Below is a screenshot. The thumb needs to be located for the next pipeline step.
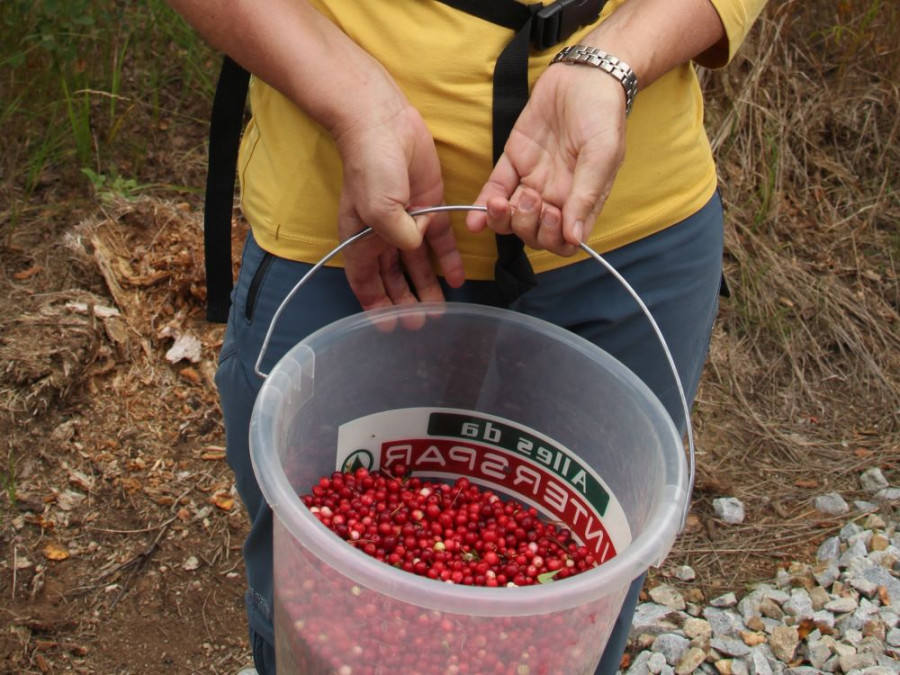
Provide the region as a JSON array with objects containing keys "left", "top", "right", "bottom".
[
  {"left": 364, "top": 201, "right": 426, "bottom": 251},
  {"left": 563, "top": 144, "right": 622, "bottom": 245}
]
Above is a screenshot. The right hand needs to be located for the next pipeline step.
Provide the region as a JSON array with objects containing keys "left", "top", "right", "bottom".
[{"left": 333, "top": 96, "right": 464, "bottom": 313}]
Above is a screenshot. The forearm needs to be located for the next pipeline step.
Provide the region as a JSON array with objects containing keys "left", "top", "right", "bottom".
[
  {"left": 583, "top": 0, "right": 726, "bottom": 89},
  {"left": 165, "top": 0, "right": 404, "bottom": 139}
]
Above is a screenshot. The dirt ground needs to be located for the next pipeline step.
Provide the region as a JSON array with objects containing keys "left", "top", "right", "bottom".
[
  {"left": 1, "top": 195, "right": 896, "bottom": 674},
  {"left": 1, "top": 7, "right": 899, "bottom": 674}
]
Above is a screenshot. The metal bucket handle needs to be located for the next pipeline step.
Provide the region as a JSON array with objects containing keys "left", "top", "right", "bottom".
[{"left": 252, "top": 204, "right": 695, "bottom": 531}]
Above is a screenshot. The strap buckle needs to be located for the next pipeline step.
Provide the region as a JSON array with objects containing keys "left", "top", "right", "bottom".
[{"left": 531, "top": 0, "right": 603, "bottom": 51}]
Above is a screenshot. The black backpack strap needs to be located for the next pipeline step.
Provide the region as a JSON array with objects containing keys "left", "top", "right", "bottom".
[
  {"left": 205, "top": 55, "right": 250, "bottom": 323},
  {"left": 437, "top": 0, "right": 605, "bottom": 307}
]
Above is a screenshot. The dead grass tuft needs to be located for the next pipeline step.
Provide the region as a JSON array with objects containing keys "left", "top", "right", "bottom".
[{"left": 662, "top": 2, "right": 900, "bottom": 595}]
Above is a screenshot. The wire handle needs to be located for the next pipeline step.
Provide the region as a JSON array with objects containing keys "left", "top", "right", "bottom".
[{"left": 252, "top": 204, "right": 695, "bottom": 531}]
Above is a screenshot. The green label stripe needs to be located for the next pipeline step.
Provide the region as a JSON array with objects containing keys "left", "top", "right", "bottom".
[{"left": 427, "top": 412, "right": 609, "bottom": 515}]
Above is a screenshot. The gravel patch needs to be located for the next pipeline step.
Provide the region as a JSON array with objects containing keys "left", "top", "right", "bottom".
[{"left": 623, "top": 472, "right": 899, "bottom": 675}]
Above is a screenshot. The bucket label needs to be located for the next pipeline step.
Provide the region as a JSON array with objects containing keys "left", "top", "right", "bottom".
[{"left": 336, "top": 407, "right": 631, "bottom": 563}]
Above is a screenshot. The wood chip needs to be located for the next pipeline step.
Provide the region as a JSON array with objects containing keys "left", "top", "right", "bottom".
[{"left": 43, "top": 542, "right": 70, "bottom": 561}]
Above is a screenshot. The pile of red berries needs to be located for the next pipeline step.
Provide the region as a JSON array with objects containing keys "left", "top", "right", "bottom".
[
  {"left": 279, "top": 466, "right": 613, "bottom": 673},
  {"left": 300, "top": 466, "right": 599, "bottom": 586}
]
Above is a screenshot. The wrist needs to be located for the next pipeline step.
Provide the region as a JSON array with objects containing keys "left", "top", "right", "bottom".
[{"left": 550, "top": 45, "right": 638, "bottom": 116}]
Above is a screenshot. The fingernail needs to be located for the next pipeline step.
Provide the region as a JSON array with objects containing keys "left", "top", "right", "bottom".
[
  {"left": 518, "top": 194, "right": 536, "bottom": 212},
  {"left": 572, "top": 220, "right": 584, "bottom": 242},
  {"left": 541, "top": 210, "right": 560, "bottom": 230}
]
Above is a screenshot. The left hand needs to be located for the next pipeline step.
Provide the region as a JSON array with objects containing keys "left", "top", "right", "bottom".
[{"left": 467, "top": 61, "right": 628, "bottom": 256}]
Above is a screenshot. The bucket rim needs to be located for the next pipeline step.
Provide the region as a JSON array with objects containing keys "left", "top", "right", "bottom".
[{"left": 250, "top": 303, "right": 687, "bottom": 616}]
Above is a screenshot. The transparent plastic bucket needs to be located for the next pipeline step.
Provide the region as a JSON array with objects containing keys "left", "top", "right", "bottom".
[{"left": 250, "top": 302, "right": 689, "bottom": 675}]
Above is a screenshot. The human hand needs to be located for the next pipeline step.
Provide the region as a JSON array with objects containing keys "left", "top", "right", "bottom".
[
  {"left": 335, "top": 101, "right": 465, "bottom": 313},
  {"left": 466, "top": 62, "right": 628, "bottom": 256}
]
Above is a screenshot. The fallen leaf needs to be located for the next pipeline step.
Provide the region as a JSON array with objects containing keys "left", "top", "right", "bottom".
[
  {"left": 210, "top": 493, "right": 234, "bottom": 511},
  {"left": 796, "top": 618, "right": 816, "bottom": 640},
  {"left": 201, "top": 447, "right": 226, "bottom": 461},
  {"left": 179, "top": 366, "right": 201, "bottom": 384},
  {"left": 43, "top": 542, "right": 70, "bottom": 561},
  {"left": 13, "top": 265, "right": 43, "bottom": 280}
]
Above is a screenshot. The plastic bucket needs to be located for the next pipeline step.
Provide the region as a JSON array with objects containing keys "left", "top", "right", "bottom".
[{"left": 250, "top": 302, "right": 688, "bottom": 675}]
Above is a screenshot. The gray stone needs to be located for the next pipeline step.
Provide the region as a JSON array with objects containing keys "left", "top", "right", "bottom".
[
  {"left": 848, "top": 575, "right": 880, "bottom": 598},
  {"left": 811, "top": 610, "right": 836, "bottom": 631},
  {"left": 848, "top": 529, "right": 874, "bottom": 549},
  {"left": 825, "top": 596, "right": 859, "bottom": 613},
  {"left": 860, "top": 666, "right": 898, "bottom": 675},
  {"left": 859, "top": 468, "right": 889, "bottom": 493},
  {"left": 858, "top": 564, "right": 900, "bottom": 609},
  {"left": 714, "top": 497, "right": 746, "bottom": 525},
  {"left": 650, "top": 584, "right": 688, "bottom": 611},
  {"left": 673, "top": 565, "right": 697, "bottom": 582},
  {"left": 840, "top": 539, "right": 871, "bottom": 569},
  {"left": 886, "top": 627, "right": 900, "bottom": 647},
  {"left": 704, "top": 607, "right": 746, "bottom": 637},
  {"left": 807, "top": 639, "right": 833, "bottom": 669},
  {"left": 816, "top": 492, "right": 850, "bottom": 516},
  {"left": 748, "top": 649, "right": 774, "bottom": 675},
  {"left": 817, "top": 536, "right": 842, "bottom": 562},
  {"left": 838, "top": 651, "right": 877, "bottom": 671},
  {"left": 647, "top": 651, "right": 669, "bottom": 674},
  {"left": 841, "top": 522, "right": 864, "bottom": 541},
  {"left": 632, "top": 603, "right": 685, "bottom": 636},
  {"left": 813, "top": 560, "right": 841, "bottom": 588},
  {"left": 855, "top": 500, "right": 879, "bottom": 513},
  {"left": 653, "top": 633, "right": 691, "bottom": 666},
  {"left": 711, "top": 593, "right": 738, "bottom": 609},
  {"left": 710, "top": 636, "right": 751, "bottom": 658},
  {"left": 626, "top": 650, "right": 654, "bottom": 675},
  {"left": 783, "top": 589, "right": 814, "bottom": 620},
  {"left": 875, "top": 655, "right": 900, "bottom": 670},
  {"left": 875, "top": 487, "right": 900, "bottom": 502}
]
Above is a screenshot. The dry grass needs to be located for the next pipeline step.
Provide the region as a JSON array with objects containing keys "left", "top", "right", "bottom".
[{"left": 661, "top": 1, "right": 900, "bottom": 595}]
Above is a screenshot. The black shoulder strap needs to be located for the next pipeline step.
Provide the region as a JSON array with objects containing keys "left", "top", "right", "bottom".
[
  {"left": 205, "top": 56, "right": 250, "bottom": 323},
  {"left": 435, "top": 0, "right": 605, "bottom": 307}
]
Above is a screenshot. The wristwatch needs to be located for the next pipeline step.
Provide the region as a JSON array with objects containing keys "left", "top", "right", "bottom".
[{"left": 550, "top": 45, "right": 639, "bottom": 117}]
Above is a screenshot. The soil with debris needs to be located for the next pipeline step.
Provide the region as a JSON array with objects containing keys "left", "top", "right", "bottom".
[{"left": 1, "top": 6, "right": 898, "bottom": 675}]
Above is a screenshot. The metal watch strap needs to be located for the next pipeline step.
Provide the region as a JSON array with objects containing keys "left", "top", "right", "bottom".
[{"left": 551, "top": 44, "right": 638, "bottom": 116}]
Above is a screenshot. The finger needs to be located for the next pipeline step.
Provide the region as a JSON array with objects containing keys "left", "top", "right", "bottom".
[
  {"left": 401, "top": 246, "right": 445, "bottom": 304},
  {"left": 485, "top": 196, "right": 513, "bottom": 235},
  {"left": 466, "top": 154, "right": 520, "bottom": 233},
  {"left": 367, "top": 204, "right": 425, "bottom": 250},
  {"left": 379, "top": 252, "right": 428, "bottom": 330},
  {"left": 344, "top": 247, "right": 392, "bottom": 311},
  {"left": 563, "top": 141, "right": 623, "bottom": 246},
  {"left": 535, "top": 205, "right": 577, "bottom": 256},
  {"left": 509, "top": 186, "right": 541, "bottom": 246},
  {"left": 420, "top": 213, "right": 466, "bottom": 289}
]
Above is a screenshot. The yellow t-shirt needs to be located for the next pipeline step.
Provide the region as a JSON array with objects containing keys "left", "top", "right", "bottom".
[{"left": 238, "top": 0, "right": 766, "bottom": 279}]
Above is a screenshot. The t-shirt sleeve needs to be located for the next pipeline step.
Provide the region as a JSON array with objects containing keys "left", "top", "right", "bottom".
[{"left": 695, "top": 0, "right": 769, "bottom": 69}]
